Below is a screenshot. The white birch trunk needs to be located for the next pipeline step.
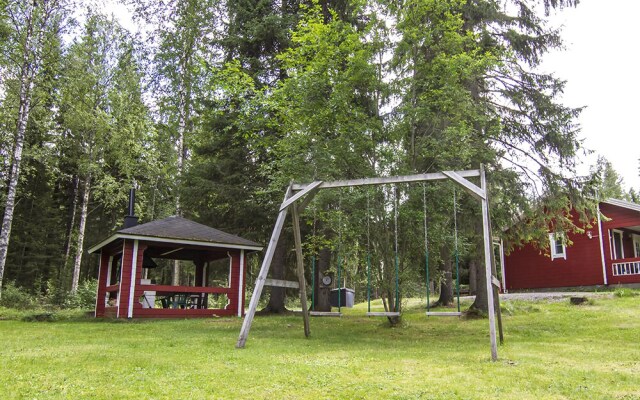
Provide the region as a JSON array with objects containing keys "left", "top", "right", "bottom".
[
  {"left": 172, "top": 49, "right": 192, "bottom": 286},
  {"left": 172, "top": 86, "right": 187, "bottom": 286},
  {"left": 71, "top": 173, "right": 91, "bottom": 293},
  {"left": 64, "top": 175, "right": 79, "bottom": 267},
  {"left": 0, "top": 3, "right": 41, "bottom": 296}
]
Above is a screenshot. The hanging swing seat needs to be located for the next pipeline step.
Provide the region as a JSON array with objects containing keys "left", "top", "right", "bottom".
[
  {"left": 309, "top": 311, "right": 342, "bottom": 317},
  {"left": 366, "top": 311, "right": 400, "bottom": 317},
  {"left": 426, "top": 311, "right": 461, "bottom": 317},
  {"left": 264, "top": 278, "right": 300, "bottom": 289}
]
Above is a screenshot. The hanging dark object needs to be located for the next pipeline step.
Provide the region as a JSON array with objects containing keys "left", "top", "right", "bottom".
[{"left": 142, "top": 253, "right": 158, "bottom": 269}]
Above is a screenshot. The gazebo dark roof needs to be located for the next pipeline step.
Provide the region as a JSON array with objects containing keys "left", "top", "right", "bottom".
[
  {"left": 88, "top": 216, "right": 261, "bottom": 253},
  {"left": 118, "top": 216, "right": 260, "bottom": 247}
]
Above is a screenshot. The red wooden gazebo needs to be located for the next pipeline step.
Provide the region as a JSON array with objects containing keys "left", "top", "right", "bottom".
[{"left": 89, "top": 216, "right": 262, "bottom": 319}]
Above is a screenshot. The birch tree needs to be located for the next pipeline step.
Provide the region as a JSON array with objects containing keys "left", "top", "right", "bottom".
[
  {"left": 59, "top": 14, "right": 151, "bottom": 292},
  {"left": 0, "top": 0, "right": 69, "bottom": 297},
  {"left": 128, "top": 0, "right": 220, "bottom": 285}
]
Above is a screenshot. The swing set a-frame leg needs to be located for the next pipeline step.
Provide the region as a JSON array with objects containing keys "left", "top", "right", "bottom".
[
  {"left": 291, "top": 202, "right": 310, "bottom": 337},
  {"left": 236, "top": 186, "right": 293, "bottom": 349}
]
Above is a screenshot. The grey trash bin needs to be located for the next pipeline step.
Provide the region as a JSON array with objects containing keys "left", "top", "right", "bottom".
[{"left": 330, "top": 288, "right": 355, "bottom": 308}]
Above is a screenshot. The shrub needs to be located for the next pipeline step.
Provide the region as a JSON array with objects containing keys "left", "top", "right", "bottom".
[
  {"left": 0, "top": 282, "right": 37, "bottom": 310},
  {"left": 42, "top": 279, "right": 69, "bottom": 307},
  {"left": 64, "top": 279, "right": 97, "bottom": 309},
  {"left": 614, "top": 288, "right": 639, "bottom": 298}
]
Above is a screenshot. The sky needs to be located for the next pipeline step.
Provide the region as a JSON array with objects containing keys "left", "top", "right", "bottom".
[
  {"left": 103, "top": 0, "right": 640, "bottom": 191},
  {"left": 541, "top": 0, "right": 640, "bottom": 191}
]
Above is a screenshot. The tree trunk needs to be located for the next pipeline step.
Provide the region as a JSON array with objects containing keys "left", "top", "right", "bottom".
[
  {"left": 0, "top": 0, "right": 59, "bottom": 298},
  {"left": 313, "top": 246, "right": 332, "bottom": 311},
  {"left": 435, "top": 247, "right": 453, "bottom": 306},
  {"left": 173, "top": 59, "right": 192, "bottom": 287},
  {"left": 262, "top": 237, "right": 288, "bottom": 313},
  {"left": 71, "top": 173, "right": 91, "bottom": 293},
  {"left": 469, "top": 259, "right": 477, "bottom": 295},
  {"left": 172, "top": 259, "right": 181, "bottom": 286},
  {"left": 63, "top": 175, "right": 79, "bottom": 274},
  {"left": 172, "top": 98, "right": 185, "bottom": 285},
  {"left": 0, "top": 44, "right": 36, "bottom": 297},
  {"left": 469, "top": 218, "right": 488, "bottom": 313}
]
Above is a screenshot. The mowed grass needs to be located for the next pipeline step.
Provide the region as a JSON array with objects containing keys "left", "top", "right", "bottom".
[{"left": 1, "top": 294, "right": 639, "bottom": 399}]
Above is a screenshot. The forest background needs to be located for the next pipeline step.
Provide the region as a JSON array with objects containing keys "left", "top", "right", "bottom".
[{"left": 0, "top": 0, "right": 638, "bottom": 312}]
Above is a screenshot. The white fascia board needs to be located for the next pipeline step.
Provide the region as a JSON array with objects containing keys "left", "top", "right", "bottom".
[
  {"left": 602, "top": 199, "right": 640, "bottom": 213},
  {"left": 88, "top": 233, "right": 263, "bottom": 254}
]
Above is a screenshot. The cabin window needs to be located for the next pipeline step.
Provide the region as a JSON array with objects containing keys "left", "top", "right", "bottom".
[
  {"left": 633, "top": 234, "right": 640, "bottom": 258},
  {"left": 549, "top": 232, "right": 566, "bottom": 260}
]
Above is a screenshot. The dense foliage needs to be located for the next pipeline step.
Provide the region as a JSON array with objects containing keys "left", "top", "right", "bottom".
[{"left": 0, "top": 0, "right": 635, "bottom": 312}]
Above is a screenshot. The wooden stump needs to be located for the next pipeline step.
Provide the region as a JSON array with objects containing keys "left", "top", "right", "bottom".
[{"left": 570, "top": 296, "right": 587, "bottom": 305}]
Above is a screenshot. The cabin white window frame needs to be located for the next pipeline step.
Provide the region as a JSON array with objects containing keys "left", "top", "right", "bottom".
[
  {"left": 549, "top": 232, "right": 567, "bottom": 260},
  {"left": 611, "top": 229, "right": 625, "bottom": 260}
]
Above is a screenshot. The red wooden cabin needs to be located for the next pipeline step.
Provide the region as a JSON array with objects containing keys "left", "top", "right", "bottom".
[
  {"left": 89, "top": 216, "right": 262, "bottom": 318},
  {"left": 503, "top": 199, "right": 640, "bottom": 290}
]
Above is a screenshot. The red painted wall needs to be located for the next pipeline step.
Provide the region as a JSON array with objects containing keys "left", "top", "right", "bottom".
[
  {"left": 600, "top": 203, "right": 640, "bottom": 285},
  {"left": 505, "top": 221, "right": 603, "bottom": 290},
  {"left": 505, "top": 203, "right": 640, "bottom": 290}
]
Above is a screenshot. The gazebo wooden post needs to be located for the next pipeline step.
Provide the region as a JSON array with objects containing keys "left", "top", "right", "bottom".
[
  {"left": 95, "top": 251, "right": 110, "bottom": 317},
  {"left": 227, "top": 250, "right": 245, "bottom": 317},
  {"left": 194, "top": 259, "right": 205, "bottom": 308}
]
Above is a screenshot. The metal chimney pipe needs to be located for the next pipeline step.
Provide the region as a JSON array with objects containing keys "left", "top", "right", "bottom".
[
  {"left": 128, "top": 188, "right": 135, "bottom": 216},
  {"left": 123, "top": 187, "right": 139, "bottom": 228}
]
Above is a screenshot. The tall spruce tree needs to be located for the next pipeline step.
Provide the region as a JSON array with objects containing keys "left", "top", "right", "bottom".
[
  {"left": 264, "top": 0, "right": 391, "bottom": 313},
  {"left": 390, "top": 0, "right": 593, "bottom": 312},
  {"left": 185, "top": 0, "right": 303, "bottom": 313}
]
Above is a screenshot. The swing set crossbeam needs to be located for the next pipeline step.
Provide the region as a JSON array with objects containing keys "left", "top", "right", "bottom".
[{"left": 291, "top": 170, "right": 480, "bottom": 191}]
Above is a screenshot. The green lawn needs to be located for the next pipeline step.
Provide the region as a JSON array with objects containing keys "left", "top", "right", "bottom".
[{"left": 1, "top": 294, "right": 639, "bottom": 399}]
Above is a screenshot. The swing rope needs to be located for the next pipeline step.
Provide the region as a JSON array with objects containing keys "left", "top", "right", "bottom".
[
  {"left": 337, "top": 191, "right": 342, "bottom": 312},
  {"left": 425, "top": 184, "right": 462, "bottom": 317},
  {"left": 311, "top": 255, "right": 316, "bottom": 310},
  {"left": 366, "top": 189, "right": 371, "bottom": 313},
  {"left": 424, "top": 183, "right": 430, "bottom": 312},
  {"left": 311, "top": 205, "right": 317, "bottom": 311},
  {"left": 393, "top": 185, "right": 400, "bottom": 312},
  {"left": 453, "top": 188, "right": 461, "bottom": 313}
]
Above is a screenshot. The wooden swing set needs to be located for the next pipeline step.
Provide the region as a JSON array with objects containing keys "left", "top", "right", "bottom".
[{"left": 235, "top": 166, "right": 502, "bottom": 361}]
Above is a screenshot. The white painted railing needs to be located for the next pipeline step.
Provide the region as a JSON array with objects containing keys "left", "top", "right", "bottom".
[{"left": 612, "top": 261, "right": 640, "bottom": 276}]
